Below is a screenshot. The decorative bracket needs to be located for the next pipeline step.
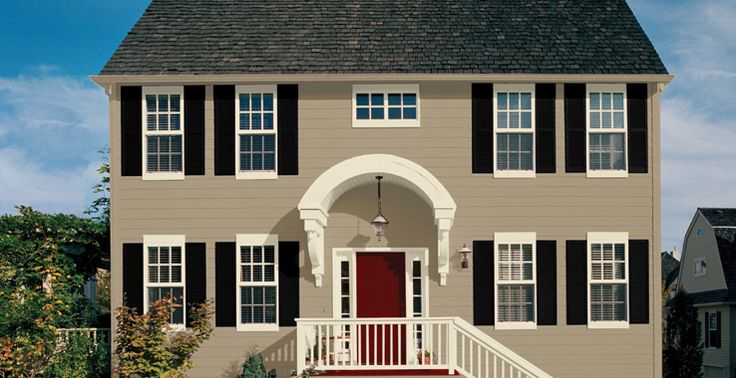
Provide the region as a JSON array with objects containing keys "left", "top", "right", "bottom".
[
  {"left": 301, "top": 209, "right": 328, "bottom": 287},
  {"left": 435, "top": 212, "right": 454, "bottom": 287}
]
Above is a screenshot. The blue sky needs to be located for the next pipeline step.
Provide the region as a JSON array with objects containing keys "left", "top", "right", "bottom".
[{"left": 0, "top": 1, "right": 734, "bottom": 251}]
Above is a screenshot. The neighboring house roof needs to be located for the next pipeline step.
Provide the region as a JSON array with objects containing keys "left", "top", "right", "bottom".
[
  {"left": 661, "top": 252, "right": 680, "bottom": 288},
  {"left": 100, "top": 0, "right": 668, "bottom": 76},
  {"left": 699, "top": 208, "right": 736, "bottom": 227}
]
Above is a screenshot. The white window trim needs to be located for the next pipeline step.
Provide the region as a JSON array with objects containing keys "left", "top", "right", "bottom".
[
  {"left": 235, "top": 85, "right": 278, "bottom": 180},
  {"left": 143, "top": 234, "right": 186, "bottom": 331},
  {"left": 493, "top": 84, "right": 536, "bottom": 178},
  {"left": 694, "top": 256, "right": 706, "bottom": 277},
  {"left": 586, "top": 84, "right": 628, "bottom": 178},
  {"left": 706, "top": 312, "right": 719, "bottom": 349},
  {"left": 331, "top": 248, "right": 429, "bottom": 319},
  {"left": 587, "top": 231, "right": 629, "bottom": 329},
  {"left": 494, "top": 232, "right": 537, "bottom": 330},
  {"left": 142, "top": 86, "right": 185, "bottom": 181},
  {"left": 352, "top": 84, "right": 420, "bottom": 128},
  {"left": 236, "top": 233, "right": 279, "bottom": 332}
]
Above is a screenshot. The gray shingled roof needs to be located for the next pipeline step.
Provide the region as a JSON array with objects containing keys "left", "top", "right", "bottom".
[
  {"left": 100, "top": 0, "right": 668, "bottom": 75},
  {"left": 700, "top": 208, "right": 736, "bottom": 227}
]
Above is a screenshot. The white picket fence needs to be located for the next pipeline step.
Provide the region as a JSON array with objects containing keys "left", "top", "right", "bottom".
[
  {"left": 296, "top": 317, "right": 552, "bottom": 378},
  {"left": 56, "top": 328, "right": 111, "bottom": 349}
]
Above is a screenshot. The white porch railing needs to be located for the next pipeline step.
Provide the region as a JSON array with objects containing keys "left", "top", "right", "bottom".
[
  {"left": 56, "top": 328, "right": 111, "bottom": 349},
  {"left": 296, "top": 317, "right": 552, "bottom": 378}
]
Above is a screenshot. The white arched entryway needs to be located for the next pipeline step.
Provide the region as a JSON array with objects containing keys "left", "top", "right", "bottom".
[{"left": 297, "top": 154, "right": 457, "bottom": 287}]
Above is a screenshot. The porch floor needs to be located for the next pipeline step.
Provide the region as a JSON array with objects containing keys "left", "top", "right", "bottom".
[{"left": 320, "top": 369, "right": 459, "bottom": 376}]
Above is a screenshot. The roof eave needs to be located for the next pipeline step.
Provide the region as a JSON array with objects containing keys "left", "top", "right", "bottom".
[{"left": 90, "top": 73, "right": 675, "bottom": 88}]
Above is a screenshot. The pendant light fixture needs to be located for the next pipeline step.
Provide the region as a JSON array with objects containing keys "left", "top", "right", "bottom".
[{"left": 370, "top": 176, "right": 389, "bottom": 240}]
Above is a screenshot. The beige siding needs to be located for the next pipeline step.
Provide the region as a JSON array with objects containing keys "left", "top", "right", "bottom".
[
  {"left": 108, "top": 80, "right": 662, "bottom": 377},
  {"left": 702, "top": 305, "right": 732, "bottom": 378},
  {"left": 679, "top": 213, "right": 728, "bottom": 293}
]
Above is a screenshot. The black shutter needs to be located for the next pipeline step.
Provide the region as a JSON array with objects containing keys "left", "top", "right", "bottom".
[
  {"left": 537, "top": 240, "right": 557, "bottom": 325},
  {"left": 535, "top": 84, "right": 556, "bottom": 173},
  {"left": 278, "top": 241, "right": 300, "bottom": 326},
  {"left": 121, "top": 86, "right": 142, "bottom": 176},
  {"left": 716, "top": 312, "right": 722, "bottom": 348},
  {"left": 472, "top": 84, "right": 493, "bottom": 173},
  {"left": 627, "top": 84, "right": 648, "bottom": 173},
  {"left": 215, "top": 242, "right": 236, "bottom": 326},
  {"left": 566, "top": 240, "right": 587, "bottom": 325},
  {"left": 473, "top": 240, "right": 494, "bottom": 325},
  {"left": 122, "top": 243, "right": 144, "bottom": 315},
  {"left": 185, "top": 242, "right": 207, "bottom": 327},
  {"left": 184, "top": 86, "right": 206, "bottom": 176},
  {"left": 214, "top": 85, "right": 235, "bottom": 176},
  {"left": 277, "top": 84, "right": 299, "bottom": 176},
  {"left": 705, "top": 312, "right": 710, "bottom": 347},
  {"left": 564, "top": 84, "right": 586, "bottom": 173},
  {"left": 629, "top": 240, "right": 649, "bottom": 324}
]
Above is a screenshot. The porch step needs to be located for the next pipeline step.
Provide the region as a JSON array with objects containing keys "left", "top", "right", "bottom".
[{"left": 319, "top": 370, "right": 459, "bottom": 377}]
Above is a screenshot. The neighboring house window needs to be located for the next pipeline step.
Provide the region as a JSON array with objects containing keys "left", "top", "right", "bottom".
[
  {"left": 587, "top": 84, "right": 627, "bottom": 178},
  {"left": 705, "top": 312, "right": 721, "bottom": 348},
  {"left": 352, "top": 84, "right": 419, "bottom": 127},
  {"left": 143, "top": 87, "right": 184, "bottom": 180},
  {"left": 495, "top": 232, "right": 536, "bottom": 329},
  {"left": 236, "top": 85, "right": 278, "bottom": 179},
  {"left": 694, "top": 257, "right": 706, "bottom": 277},
  {"left": 588, "top": 232, "right": 629, "bottom": 328},
  {"left": 697, "top": 228, "right": 704, "bottom": 237},
  {"left": 143, "top": 235, "right": 186, "bottom": 329},
  {"left": 236, "top": 234, "right": 278, "bottom": 331},
  {"left": 494, "top": 84, "right": 535, "bottom": 178}
]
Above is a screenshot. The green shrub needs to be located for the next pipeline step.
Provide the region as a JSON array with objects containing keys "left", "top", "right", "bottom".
[
  {"left": 238, "top": 352, "right": 276, "bottom": 378},
  {"left": 45, "top": 333, "right": 110, "bottom": 378}
]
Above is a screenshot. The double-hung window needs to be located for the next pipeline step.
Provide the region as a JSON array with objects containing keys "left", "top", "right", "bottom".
[
  {"left": 494, "top": 232, "right": 536, "bottom": 329},
  {"left": 143, "top": 87, "right": 184, "bottom": 180},
  {"left": 494, "top": 85, "right": 535, "bottom": 178},
  {"left": 587, "top": 84, "right": 627, "bottom": 177},
  {"left": 588, "top": 232, "right": 629, "bottom": 328},
  {"left": 352, "top": 84, "right": 419, "bottom": 128},
  {"left": 705, "top": 311, "right": 721, "bottom": 348},
  {"left": 236, "top": 234, "right": 278, "bottom": 331},
  {"left": 236, "top": 85, "right": 277, "bottom": 179},
  {"left": 143, "top": 235, "right": 186, "bottom": 329}
]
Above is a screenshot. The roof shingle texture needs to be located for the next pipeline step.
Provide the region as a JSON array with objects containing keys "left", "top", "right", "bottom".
[
  {"left": 100, "top": 0, "right": 668, "bottom": 75},
  {"left": 700, "top": 208, "right": 736, "bottom": 227}
]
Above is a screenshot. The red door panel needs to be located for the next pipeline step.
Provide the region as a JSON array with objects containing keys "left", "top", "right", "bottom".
[{"left": 356, "top": 252, "right": 406, "bottom": 365}]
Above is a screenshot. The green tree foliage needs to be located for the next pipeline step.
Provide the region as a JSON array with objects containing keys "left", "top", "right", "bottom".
[
  {"left": 0, "top": 206, "right": 107, "bottom": 377},
  {"left": 239, "top": 352, "right": 276, "bottom": 378},
  {"left": 664, "top": 289, "right": 704, "bottom": 378},
  {"left": 85, "top": 147, "right": 110, "bottom": 226},
  {"left": 114, "top": 297, "right": 215, "bottom": 377},
  {"left": 45, "top": 332, "right": 110, "bottom": 378}
]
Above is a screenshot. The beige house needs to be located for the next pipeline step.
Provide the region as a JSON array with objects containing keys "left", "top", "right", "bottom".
[
  {"left": 677, "top": 208, "right": 736, "bottom": 378},
  {"left": 93, "top": 1, "right": 672, "bottom": 377}
]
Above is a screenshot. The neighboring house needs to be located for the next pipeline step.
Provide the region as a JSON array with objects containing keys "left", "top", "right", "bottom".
[
  {"left": 662, "top": 251, "right": 680, "bottom": 300},
  {"left": 678, "top": 208, "right": 736, "bottom": 378},
  {"left": 93, "top": 1, "right": 671, "bottom": 377}
]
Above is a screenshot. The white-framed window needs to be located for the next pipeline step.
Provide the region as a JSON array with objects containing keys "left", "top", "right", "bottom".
[
  {"left": 587, "top": 84, "right": 627, "bottom": 178},
  {"left": 142, "top": 87, "right": 185, "bottom": 180},
  {"left": 587, "top": 232, "right": 629, "bottom": 328},
  {"left": 705, "top": 311, "right": 721, "bottom": 348},
  {"left": 694, "top": 257, "right": 707, "bottom": 277},
  {"left": 494, "top": 232, "right": 536, "bottom": 329},
  {"left": 352, "top": 84, "right": 420, "bottom": 128},
  {"left": 235, "top": 85, "right": 278, "bottom": 180},
  {"left": 494, "top": 84, "right": 535, "bottom": 178},
  {"left": 143, "top": 235, "right": 186, "bottom": 329},
  {"left": 236, "top": 234, "right": 278, "bottom": 331}
]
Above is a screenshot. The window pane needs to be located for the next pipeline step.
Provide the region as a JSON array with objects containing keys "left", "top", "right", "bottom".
[
  {"left": 589, "top": 133, "right": 625, "bottom": 170},
  {"left": 242, "top": 287, "right": 252, "bottom": 305},
  {"left": 602, "top": 112, "right": 612, "bottom": 129},
  {"left": 403, "top": 93, "right": 416, "bottom": 106},
  {"left": 149, "top": 266, "right": 158, "bottom": 283},
  {"left": 613, "top": 112, "right": 624, "bottom": 129},
  {"left": 253, "top": 287, "right": 264, "bottom": 304},
  {"left": 251, "top": 94, "right": 261, "bottom": 111},
  {"left": 147, "top": 115, "right": 156, "bottom": 131},
  {"left": 602, "top": 93, "right": 611, "bottom": 110},
  {"left": 590, "top": 112, "right": 600, "bottom": 129},
  {"left": 509, "top": 112, "right": 519, "bottom": 129},
  {"left": 520, "top": 112, "right": 532, "bottom": 129},
  {"left": 371, "top": 108, "right": 384, "bottom": 120},
  {"left": 146, "top": 95, "right": 157, "bottom": 112},
  {"left": 265, "top": 306, "right": 276, "bottom": 323},
  {"left": 160, "top": 266, "right": 170, "bottom": 283},
  {"left": 251, "top": 113, "right": 261, "bottom": 130},
  {"left": 264, "top": 265, "right": 274, "bottom": 282},
  {"left": 265, "top": 287, "right": 276, "bottom": 305},
  {"left": 253, "top": 306, "right": 264, "bottom": 323},
  {"left": 263, "top": 113, "right": 273, "bottom": 130},
  {"left": 242, "top": 265, "right": 251, "bottom": 282},
  {"left": 171, "top": 266, "right": 182, "bottom": 283},
  {"left": 170, "top": 95, "right": 180, "bottom": 112},
  {"left": 590, "top": 93, "right": 600, "bottom": 110},
  {"left": 498, "top": 284, "right": 534, "bottom": 322},
  {"left": 158, "top": 114, "right": 169, "bottom": 130},
  {"left": 356, "top": 108, "right": 369, "bottom": 119},
  {"left": 160, "top": 247, "right": 170, "bottom": 263},
  {"left": 509, "top": 93, "right": 519, "bottom": 110},
  {"left": 371, "top": 94, "right": 384, "bottom": 106},
  {"left": 612, "top": 93, "right": 624, "bottom": 110},
  {"left": 388, "top": 107, "right": 402, "bottom": 119},
  {"left": 356, "top": 94, "right": 369, "bottom": 106},
  {"left": 497, "top": 93, "right": 507, "bottom": 110},
  {"left": 240, "top": 94, "right": 250, "bottom": 111},
  {"left": 171, "top": 247, "right": 181, "bottom": 263},
  {"left": 263, "top": 94, "right": 273, "bottom": 111},
  {"left": 520, "top": 93, "right": 531, "bottom": 110},
  {"left": 497, "top": 112, "right": 508, "bottom": 129},
  {"left": 158, "top": 95, "right": 168, "bottom": 112},
  {"left": 341, "top": 261, "right": 349, "bottom": 277},
  {"left": 264, "top": 246, "right": 274, "bottom": 263},
  {"left": 148, "top": 247, "right": 158, "bottom": 263},
  {"left": 403, "top": 107, "right": 416, "bottom": 119},
  {"left": 253, "top": 266, "right": 263, "bottom": 282},
  {"left": 388, "top": 93, "right": 401, "bottom": 106},
  {"left": 342, "top": 280, "right": 350, "bottom": 295},
  {"left": 590, "top": 284, "right": 626, "bottom": 321},
  {"left": 170, "top": 114, "right": 181, "bottom": 131}
]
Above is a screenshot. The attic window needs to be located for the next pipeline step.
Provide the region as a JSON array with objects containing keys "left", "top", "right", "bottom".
[
  {"left": 352, "top": 84, "right": 420, "bottom": 128},
  {"left": 697, "top": 228, "right": 704, "bottom": 237},
  {"left": 694, "top": 257, "right": 706, "bottom": 277}
]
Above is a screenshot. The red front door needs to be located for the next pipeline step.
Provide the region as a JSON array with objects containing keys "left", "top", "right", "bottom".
[{"left": 356, "top": 252, "right": 406, "bottom": 365}]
